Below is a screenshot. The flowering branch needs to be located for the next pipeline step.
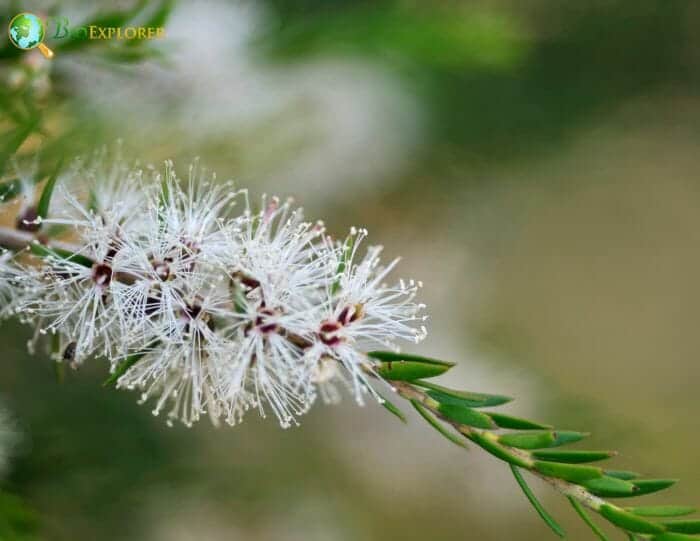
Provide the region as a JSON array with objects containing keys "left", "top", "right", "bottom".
[
  {"left": 367, "top": 358, "right": 698, "bottom": 540},
  {"left": 0, "top": 149, "right": 696, "bottom": 539}
]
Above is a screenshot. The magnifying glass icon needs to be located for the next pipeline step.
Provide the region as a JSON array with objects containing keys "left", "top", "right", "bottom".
[{"left": 8, "top": 12, "right": 54, "bottom": 59}]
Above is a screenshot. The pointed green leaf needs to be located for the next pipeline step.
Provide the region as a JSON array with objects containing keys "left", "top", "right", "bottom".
[
  {"left": 369, "top": 351, "right": 454, "bottom": 381},
  {"left": 630, "top": 479, "right": 678, "bottom": 497},
  {"left": 652, "top": 533, "right": 700, "bottom": 541},
  {"left": 599, "top": 504, "right": 664, "bottom": 534},
  {"left": 499, "top": 431, "right": 557, "bottom": 449},
  {"left": 584, "top": 476, "right": 638, "bottom": 497},
  {"left": 104, "top": 352, "right": 145, "bottom": 387},
  {"left": 531, "top": 450, "right": 616, "bottom": 464},
  {"left": 629, "top": 507, "right": 696, "bottom": 518},
  {"left": 416, "top": 379, "right": 512, "bottom": 408},
  {"left": 606, "top": 470, "right": 641, "bottom": 481},
  {"left": 510, "top": 465, "right": 565, "bottom": 538},
  {"left": 437, "top": 403, "right": 496, "bottom": 429},
  {"left": 498, "top": 430, "right": 588, "bottom": 449},
  {"left": 379, "top": 394, "right": 406, "bottom": 423},
  {"left": 533, "top": 461, "right": 602, "bottom": 483},
  {"left": 486, "top": 412, "right": 552, "bottom": 430},
  {"left": 468, "top": 431, "right": 531, "bottom": 468},
  {"left": 660, "top": 520, "right": 700, "bottom": 534},
  {"left": 568, "top": 497, "right": 611, "bottom": 541},
  {"left": 411, "top": 400, "right": 468, "bottom": 448},
  {"left": 36, "top": 158, "right": 64, "bottom": 220}
]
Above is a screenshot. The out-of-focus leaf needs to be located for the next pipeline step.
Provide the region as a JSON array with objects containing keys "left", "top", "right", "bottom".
[
  {"left": 629, "top": 507, "right": 696, "bottom": 518},
  {"left": 606, "top": 470, "right": 641, "bottom": 481},
  {"left": 498, "top": 430, "right": 587, "bottom": 450},
  {"left": 630, "top": 480, "right": 679, "bottom": 497},
  {"left": 511, "top": 465, "right": 565, "bottom": 537},
  {"left": 584, "top": 476, "right": 638, "bottom": 497},
  {"left": 659, "top": 521, "right": 700, "bottom": 534},
  {"left": 568, "top": 497, "right": 611, "bottom": 541},
  {"left": 378, "top": 393, "right": 406, "bottom": 423},
  {"left": 486, "top": 412, "right": 552, "bottom": 430},
  {"left": 104, "top": 351, "right": 146, "bottom": 387},
  {"left": 411, "top": 399, "right": 467, "bottom": 448},
  {"left": 369, "top": 351, "right": 454, "bottom": 381},
  {"left": 437, "top": 403, "right": 495, "bottom": 429},
  {"left": 599, "top": 504, "right": 664, "bottom": 534},
  {"left": 415, "top": 379, "right": 512, "bottom": 408},
  {"left": 36, "top": 158, "right": 63, "bottom": 220},
  {"left": 532, "top": 461, "right": 602, "bottom": 483},
  {"left": 531, "top": 450, "right": 616, "bottom": 464}
]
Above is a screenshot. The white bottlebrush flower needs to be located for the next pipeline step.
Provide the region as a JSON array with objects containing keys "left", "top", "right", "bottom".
[
  {"left": 0, "top": 154, "right": 429, "bottom": 428},
  {"left": 218, "top": 196, "right": 332, "bottom": 427},
  {"left": 16, "top": 229, "right": 135, "bottom": 364},
  {"left": 115, "top": 284, "right": 236, "bottom": 427},
  {"left": 304, "top": 228, "right": 428, "bottom": 405},
  {"left": 156, "top": 159, "right": 242, "bottom": 267}
]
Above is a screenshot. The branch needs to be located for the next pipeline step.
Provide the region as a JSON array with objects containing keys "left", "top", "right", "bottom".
[{"left": 367, "top": 352, "right": 698, "bottom": 540}]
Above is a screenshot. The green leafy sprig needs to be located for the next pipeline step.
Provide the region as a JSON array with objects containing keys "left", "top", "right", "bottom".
[{"left": 367, "top": 351, "right": 698, "bottom": 540}]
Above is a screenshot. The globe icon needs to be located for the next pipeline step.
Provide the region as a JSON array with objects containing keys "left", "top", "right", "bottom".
[{"left": 8, "top": 12, "right": 45, "bottom": 50}]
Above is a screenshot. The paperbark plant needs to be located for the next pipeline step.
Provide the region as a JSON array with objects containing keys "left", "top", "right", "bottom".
[{"left": 0, "top": 152, "right": 696, "bottom": 539}]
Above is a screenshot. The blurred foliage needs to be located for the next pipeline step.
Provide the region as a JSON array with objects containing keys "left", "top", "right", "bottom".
[
  {"left": 0, "top": 0, "right": 174, "bottom": 179},
  {"left": 258, "top": 0, "right": 695, "bottom": 163},
  {"left": 0, "top": 490, "right": 39, "bottom": 541}
]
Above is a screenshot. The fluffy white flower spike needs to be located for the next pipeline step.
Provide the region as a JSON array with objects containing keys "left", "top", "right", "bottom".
[
  {"left": 304, "top": 228, "right": 428, "bottom": 405},
  {"left": 2, "top": 155, "right": 428, "bottom": 428}
]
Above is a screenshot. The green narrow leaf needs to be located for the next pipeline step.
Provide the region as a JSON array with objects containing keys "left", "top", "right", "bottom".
[
  {"left": 410, "top": 399, "right": 468, "bottom": 449},
  {"left": 499, "top": 431, "right": 556, "bottom": 449},
  {"left": 486, "top": 412, "right": 552, "bottom": 430},
  {"left": 630, "top": 479, "right": 679, "bottom": 497},
  {"left": 568, "top": 496, "right": 611, "bottom": 541},
  {"left": 533, "top": 461, "right": 602, "bottom": 483},
  {"left": 629, "top": 507, "right": 696, "bottom": 518},
  {"left": 369, "top": 351, "right": 454, "bottom": 381},
  {"left": 103, "top": 352, "right": 146, "bottom": 387},
  {"left": 606, "top": 470, "right": 641, "bottom": 481},
  {"left": 36, "top": 158, "right": 64, "bottom": 220},
  {"left": 531, "top": 450, "right": 616, "bottom": 464},
  {"left": 510, "top": 465, "right": 565, "bottom": 538},
  {"left": 660, "top": 520, "right": 700, "bottom": 534},
  {"left": 499, "top": 430, "right": 588, "bottom": 450},
  {"left": 437, "top": 403, "right": 496, "bottom": 429},
  {"left": 415, "top": 379, "right": 512, "bottom": 408},
  {"left": 378, "top": 394, "right": 406, "bottom": 423},
  {"left": 30, "top": 243, "right": 94, "bottom": 268},
  {"left": 584, "top": 476, "right": 638, "bottom": 497},
  {"left": 652, "top": 533, "right": 700, "bottom": 541},
  {"left": 468, "top": 431, "right": 531, "bottom": 468},
  {"left": 599, "top": 504, "right": 664, "bottom": 534}
]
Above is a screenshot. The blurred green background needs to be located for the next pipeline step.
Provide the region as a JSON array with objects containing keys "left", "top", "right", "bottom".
[{"left": 1, "top": 0, "right": 699, "bottom": 539}]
